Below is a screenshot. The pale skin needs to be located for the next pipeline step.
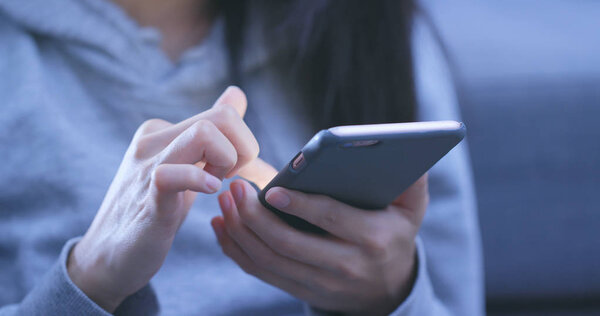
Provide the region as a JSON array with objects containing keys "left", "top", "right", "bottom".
[
  {"left": 67, "top": 1, "right": 430, "bottom": 315},
  {"left": 113, "top": 0, "right": 215, "bottom": 60}
]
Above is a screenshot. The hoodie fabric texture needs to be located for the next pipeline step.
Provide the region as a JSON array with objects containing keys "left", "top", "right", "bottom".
[{"left": 0, "top": 0, "right": 483, "bottom": 315}]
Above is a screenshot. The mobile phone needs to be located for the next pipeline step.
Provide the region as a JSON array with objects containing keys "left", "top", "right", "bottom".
[{"left": 258, "top": 121, "right": 466, "bottom": 234}]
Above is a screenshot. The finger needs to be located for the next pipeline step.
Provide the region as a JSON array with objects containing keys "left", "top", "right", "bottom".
[
  {"left": 217, "top": 191, "right": 331, "bottom": 288},
  {"left": 237, "top": 158, "right": 278, "bottom": 189},
  {"left": 391, "top": 173, "right": 429, "bottom": 225},
  {"left": 228, "top": 180, "right": 358, "bottom": 271},
  {"left": 134, "top": 118, "right": 172, "bottom": 139},
  {"left": 145, "top": 86, "right": 248, "bottom": 142},
  {"left": 159, "top": 105, "right": 259, "bottom": 179},
  {"left": 151, "top": 164, "right": 221, "bottom": 222},
  {"left": 211, "top": 216, "right": 315, "bottom": 303},
  {"left": 158, "top": 86, "right": 248, "bottom": 140},
  {"left": 147, "top": 87, "right": 258, "bottom": 177},
  {"left": 159, "top": 120, "right": 237, "bottom": 179},
  {"left": 265, "top": 187, "right": 380, "bottom": 245},
  {"left": 210, "top": 86, "right": 255, "bottom": 177},
  {"left": 210, "top": 106, "right": 259, "bottom": 179},
  {"left": 129, "top": 119, "right": 174, "bottom": 158},
  {"left": 153, "top": 164, "right": 222, "bottom": 194},
  {"left": 211, "top": 85, "right": 247, "bottom": 117}
]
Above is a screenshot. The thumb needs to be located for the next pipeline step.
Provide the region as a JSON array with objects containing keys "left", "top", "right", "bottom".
[
  {"left": 212, "top": 86, "right": 248, "bottom": 118},
  {"left": 391, "top": 173, "right": 429, "bottom": 225},
  {"left": 237, "top": 158, "right": 278, "bottom": 190}
]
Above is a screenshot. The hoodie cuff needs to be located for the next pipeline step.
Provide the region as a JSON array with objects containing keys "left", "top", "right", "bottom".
[
  {"left": 16, "top": 237, "right": 111, "bottom": 315},
  {"left": 17, "top": 237, "right": 158, "bottom": 316},
  {"left": 385, "top": 236, "right": 441, "bottom": 316},
  {"left": 304, "top": 237, "right": 434, "bottom": 316}
]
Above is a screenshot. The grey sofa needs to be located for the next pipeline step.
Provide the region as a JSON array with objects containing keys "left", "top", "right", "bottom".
[{"left": 424, "top": 1, "right": 600, "bottom": 314}]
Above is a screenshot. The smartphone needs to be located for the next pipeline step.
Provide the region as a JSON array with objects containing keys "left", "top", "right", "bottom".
[{"left": 258, "top": 120, "right": 466, "bottom": 233}]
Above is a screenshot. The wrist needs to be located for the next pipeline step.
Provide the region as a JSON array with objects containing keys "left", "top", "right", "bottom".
[
  {"left": 359, "top": 244, "right": 419, "bottom": 316},
  {"left": 67, "top": 239, "right": 124, "bottom": 313}
]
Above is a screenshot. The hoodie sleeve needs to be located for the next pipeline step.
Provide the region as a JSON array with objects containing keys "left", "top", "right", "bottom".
[
  {"left": 0, "top": 238, "right": 159, "bottom": 316},
  {"left": 303, "top": 237, "right": 451, "bottom": 316}
]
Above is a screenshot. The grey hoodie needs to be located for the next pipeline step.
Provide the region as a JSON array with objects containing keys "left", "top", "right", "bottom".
[{"left": 0, "top": 0, "right": 483, "bottom": 315}]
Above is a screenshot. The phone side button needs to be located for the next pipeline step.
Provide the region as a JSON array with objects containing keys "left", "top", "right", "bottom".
[{"left": 291, "top": 152, "right": 305, "bottom": 170}]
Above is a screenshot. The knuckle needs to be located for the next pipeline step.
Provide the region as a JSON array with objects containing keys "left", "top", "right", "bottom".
[
  {"left": 217, "top": 104, "right": 240, "bottom": 123},
  {"left": 132, "top": 135, "right": 152, "bottom": 159},
  {"left": 333, "top": 261, "right": 361, "bottom": 281},
  {"left": 316, "top": 207, "right": 337, "bottom": 230},
  {"left": 239, "top": 261, "right": 259, "bottom": 276},
  {"left": 225, "top": 222, "right": 244, "bottom": 240},
  {"left": 151, "top": 164, "right": 170, "bottom": 192},
  {"left": 253, "top": 253, "right": 277, "bottom": 270},
  {"left": 190, "top": 120, "right": 237, "bottom": 169},
  {"left": 238, "top": 138, "right": 260, "bottom": 165},
  {"left": 190, "top": 120, "right": 216, "bottom": 139},
  {"left": 224, "top": 149, "right": 238, "bottom": 169},
  {"left": 188, "top": 121, "right": 218, "bottom": 153},
  {"left": 270, "top": 233, "right": 295, "bottom": 256},
  {"left": 361, "top": 232, "right": 391, "bottom": 259},
  {"left": 215, "top": 106, "right": 259, "bottom": 161},
  {"left": 236, "top": 204, "right": 257, "bottom": 223},
  {"left": 315, "top": 278, "right": 345, "bottom": 296},
  {"left": 136, "top": 118, "right": 168, "bottom": 136}
]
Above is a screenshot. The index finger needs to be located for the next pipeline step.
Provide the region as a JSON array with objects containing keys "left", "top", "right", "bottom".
[
  {"left": 176, "top": 85, "right": 247, "bottom": 133},
  {"left": 148, "top": 87, "right": 258, "bottom": 177},
  {"left": 144, "top": 86, "right": 248, "bottom": 145},
  {"left": 211, "top": 85, "right": 247, "bottom": 117},
  {"left": 264, "top": 187, "right": 385, "bottom": 246}
]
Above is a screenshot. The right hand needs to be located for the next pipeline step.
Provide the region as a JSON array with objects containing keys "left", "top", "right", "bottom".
[{"left": 67, "top": 86, "right": 259, "bottom": 312}]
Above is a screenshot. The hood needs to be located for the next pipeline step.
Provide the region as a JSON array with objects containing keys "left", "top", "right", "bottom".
[
  {"left": 0, "top": 0, "right": 144, "bottom": 60},
  {"left": 0, "top": 0, "right": 286, "bottom": 90}
]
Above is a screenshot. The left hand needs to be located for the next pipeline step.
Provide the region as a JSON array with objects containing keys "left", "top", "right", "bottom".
[{"left": 211, "top": 160, "right": 429, "bottom": 315}]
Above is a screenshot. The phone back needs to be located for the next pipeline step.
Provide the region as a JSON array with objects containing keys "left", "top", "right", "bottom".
[{"left": 258, "top": 123, "right": 466, "bottom": 233}]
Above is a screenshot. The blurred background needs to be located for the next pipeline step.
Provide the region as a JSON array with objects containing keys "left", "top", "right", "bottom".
[{"left": 422, "top": 0, "right": 600, "bottom": 315}]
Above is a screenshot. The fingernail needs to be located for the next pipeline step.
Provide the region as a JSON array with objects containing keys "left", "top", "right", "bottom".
[
  {"left": 206, "top": 174, "right": 222, "bottom": 193},
  {"left": 231, "top": 182, "right": 244, "bottom": 203},
  {"left": 266, "top": 188, "right": 290, "bottom": 209}
]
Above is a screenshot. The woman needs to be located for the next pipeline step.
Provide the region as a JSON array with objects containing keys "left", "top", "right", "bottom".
[{"left": 0, "top": 0, "right": 483, "bottom": 315}]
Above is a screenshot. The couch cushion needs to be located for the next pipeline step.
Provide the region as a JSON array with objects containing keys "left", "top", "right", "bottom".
[{"left": 461, "top": 78, "right": 600, "bottom": 300}]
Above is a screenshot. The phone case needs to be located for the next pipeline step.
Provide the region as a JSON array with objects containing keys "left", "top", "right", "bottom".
[{"left": 258, "top": 122, "right": 466, "bottom": 234}]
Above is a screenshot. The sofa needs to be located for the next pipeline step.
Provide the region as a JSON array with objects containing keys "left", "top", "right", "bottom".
[{"left": 423, "top": 1, "right": 600, "bottom": 314}]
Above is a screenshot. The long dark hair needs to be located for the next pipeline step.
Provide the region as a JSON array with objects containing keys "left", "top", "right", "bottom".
[{"left": 220, "top": 0, "right": 416, "bottom": 130}]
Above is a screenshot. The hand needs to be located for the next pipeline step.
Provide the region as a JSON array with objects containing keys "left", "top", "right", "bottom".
[
  {"left": 212, "top": 165, "right": 429, "bottom": 316},
  {"left": 67, "top": 86, "right": 259, "bottom": 312}
]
